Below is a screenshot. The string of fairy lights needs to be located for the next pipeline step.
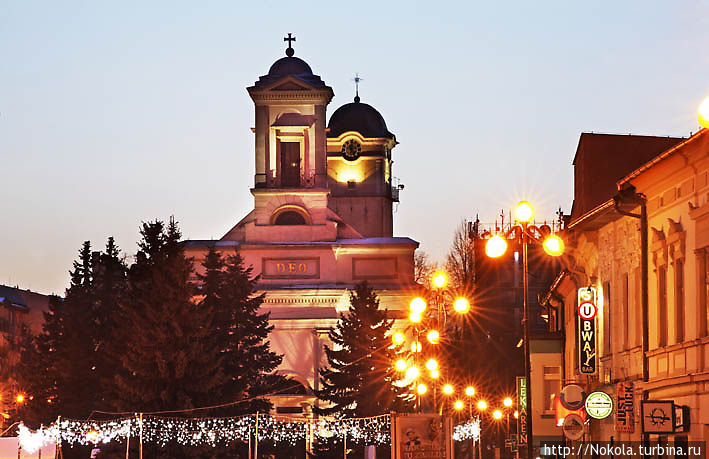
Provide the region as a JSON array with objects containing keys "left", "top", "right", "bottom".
[
  {"left": 17, "top": 413, "right": 394, "bottom": 453},
  {"left": 17, "top": 413, "right": 478, "bottom": 453}
]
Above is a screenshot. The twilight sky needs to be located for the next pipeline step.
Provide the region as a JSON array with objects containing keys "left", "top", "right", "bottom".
[{"left": 2, "top": 1, "right": 708, "bottom": 294}]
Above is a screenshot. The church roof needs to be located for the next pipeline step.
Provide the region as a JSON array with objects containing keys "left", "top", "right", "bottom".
[
  {"left": 251, "top": 55, "right": 327, "bottom": 89},
  {"left": 327, "top": 99, "right": 394, "bottom": 139}
]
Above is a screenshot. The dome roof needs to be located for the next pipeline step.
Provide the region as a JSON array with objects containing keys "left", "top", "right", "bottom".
[
  {"left": 327, "top": 99, "right": 394, "bottom": 139},
  {"left": 251, "top": 54, "right": 327, "bottom": 89},
  {"left": 268, "top": 56, "right": 313, "bottom": 77}
]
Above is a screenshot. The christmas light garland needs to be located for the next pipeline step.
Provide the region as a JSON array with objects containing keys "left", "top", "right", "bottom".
[
  {"left": 452, "top": 418, "right": 481, "bottom": 442},
  {"left": 18, "top": 413, "right": 392, "bottom": 452}
]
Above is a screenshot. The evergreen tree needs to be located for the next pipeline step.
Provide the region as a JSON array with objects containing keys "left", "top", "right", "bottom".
[
  {"left": 197, "top": 247, "right": 285, "bottom": 416},
  {"left": 108, "top": 220, "right": 224, "bottom": 413},
  {"left": 315, "top": 283, "right": 401, "bottom": 457}
]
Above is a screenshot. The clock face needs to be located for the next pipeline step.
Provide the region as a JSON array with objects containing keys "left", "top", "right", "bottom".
[{"left": 342, "top": 139, "right": 361, "bottom": 161}]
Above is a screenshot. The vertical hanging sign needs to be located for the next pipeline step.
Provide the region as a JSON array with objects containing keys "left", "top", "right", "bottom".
[
  {"left": 578, "top": 287, "right": 597, "bottom": 375},
  {"left": 616, "top": 382, "right": 635, "bottom": 433},
  {"left": 516, "top": 376, "right": 527, "bottom": 447}
]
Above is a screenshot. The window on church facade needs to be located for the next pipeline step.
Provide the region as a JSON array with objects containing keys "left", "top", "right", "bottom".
[
  {"left": 274, "top": 211, "right": 307, "bottom": 225},
  {"left": 280, "top": 142, "right": 300, "bottom": 187}
]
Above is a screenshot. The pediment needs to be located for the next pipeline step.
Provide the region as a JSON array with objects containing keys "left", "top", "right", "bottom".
[{"left": 265, "top": 75, "right": 316, "bottom": 91}]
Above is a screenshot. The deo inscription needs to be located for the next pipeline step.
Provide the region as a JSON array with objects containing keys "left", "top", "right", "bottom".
[{"left": 262, "top": 258, "right": 320, "bottom": 279}]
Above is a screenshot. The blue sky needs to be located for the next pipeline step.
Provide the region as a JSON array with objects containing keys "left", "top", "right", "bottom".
[{"left": 2, "top": 0, "right": 708, "bottom": 294}]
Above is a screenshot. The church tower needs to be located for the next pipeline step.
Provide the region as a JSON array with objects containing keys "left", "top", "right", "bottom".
[
  {"left": 185, "top": 36, "right": 417, "bottom": 415},
  {"left": 326, "top": 88, "right": 399, "bottom": 238}
]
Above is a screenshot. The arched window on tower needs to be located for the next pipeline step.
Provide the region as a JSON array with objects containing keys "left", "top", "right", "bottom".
[{"left": 274, "top": 211, "right": 307, "bottom": 225}]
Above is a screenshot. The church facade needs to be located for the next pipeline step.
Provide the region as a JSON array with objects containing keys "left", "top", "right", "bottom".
[{"left": 184, "top": 39, "right": 418, "bottom": 415}]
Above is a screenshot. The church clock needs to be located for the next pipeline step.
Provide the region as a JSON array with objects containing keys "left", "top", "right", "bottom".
[{"left": 342, "top": 139, "right": 361, "bottom": 161}]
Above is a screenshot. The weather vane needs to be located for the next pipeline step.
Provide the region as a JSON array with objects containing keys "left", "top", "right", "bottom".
[
  {"left": 284, "top": 33, "right": 295, "bottom": 57},
  {"left": 352, "top": 73, "right": 363, "bottom": 103}
]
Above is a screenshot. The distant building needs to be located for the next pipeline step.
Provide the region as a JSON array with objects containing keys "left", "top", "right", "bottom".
[
  {"left": 183, "top": 39, "right": 417, "bottom": 415},
  {"left": 0, "top": 285, "right": 51, "bottom": 345}
]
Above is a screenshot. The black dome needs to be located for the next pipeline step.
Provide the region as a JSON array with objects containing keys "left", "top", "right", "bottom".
[
  {"left": 327, "top": 100, "right": 394, "bottom": 139},
  {"left": 251, "top": 55, "right": 327, "bottom": 89},
  {"left": 268, "top": 56, "right": 313, "bottom": 77}
]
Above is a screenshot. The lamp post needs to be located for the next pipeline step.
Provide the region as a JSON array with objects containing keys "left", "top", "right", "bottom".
[
  {"left": 393, "top": 270, "right": 471, "bottom": 413},
  {"left": 485, "top": 201, "right": 564, "bottom": 459}
]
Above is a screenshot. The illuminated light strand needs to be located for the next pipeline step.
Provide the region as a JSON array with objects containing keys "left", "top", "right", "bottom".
[
  {"left": 452, "top": 418, "right": 481, "bottom": 442},
  {"left": 18, "top": 414, "right": 391, "bottom": 450}
]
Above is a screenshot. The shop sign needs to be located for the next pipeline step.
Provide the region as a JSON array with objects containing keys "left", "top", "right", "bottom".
[
  {"left": 578, "top": 287, "right": 597, "bottom": 375},
  {"left": 616, "top": 382, "right": 635, "bottom": 433},
  {"left": 585, "top": 391, "right": 613, "bottom": 420}
]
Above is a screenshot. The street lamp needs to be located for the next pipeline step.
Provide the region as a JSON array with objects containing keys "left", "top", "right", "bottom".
[
  {"left": 492, "top": 409, "right": 503, "bottom": 421},
  {"left": 476, "top": 400, "right": 488, "bottom": 411},
  {"left": 442, "top": 384, "right": 454, "bottom": 395},
  {"left": 503, "top": 397, "right": 513, "bottom": 408},
  {"left": 454, "top": 400, "right": 465, "bottom": 411},
  {"left": 484, "top": 200, "right": 565, "bottom": 459},
  {"left": 699, "top": 96, "right": 709, "bottom": 129}
]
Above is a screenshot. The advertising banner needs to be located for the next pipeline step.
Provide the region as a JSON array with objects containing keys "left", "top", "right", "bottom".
[
  {"left": 578, "top": 287, "right": 597, "bottom": 375},
  {"left": 392, "top": 413, "right": 452, "bottom": 459},
  {"left": 517, "top": 376, "right": 527, "bottom": 447},
  {"left": 616, "top": 382, "right": 635, "bottom": 433}
]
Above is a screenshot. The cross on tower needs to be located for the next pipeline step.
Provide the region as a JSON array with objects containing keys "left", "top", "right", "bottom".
[
  {"left": 284, "top": 33, "right": 296, "bottom": 56},
  {"left": 353, "top": 73, "right": 363, "bottom": 103}
]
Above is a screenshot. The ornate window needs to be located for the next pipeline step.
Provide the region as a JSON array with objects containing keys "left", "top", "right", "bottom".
[{"left": 271, "top": 205, "right": 311, "bottom": 226}]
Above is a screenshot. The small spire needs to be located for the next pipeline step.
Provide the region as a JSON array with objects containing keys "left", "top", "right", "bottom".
[
  {"left": 353, "top": 73, "right": 363, "bottom": 103},
  {"left": 284, "top": 33, "right": 296, "bottom": 57}
]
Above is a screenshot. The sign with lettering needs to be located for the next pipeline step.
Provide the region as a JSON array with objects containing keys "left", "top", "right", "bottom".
[
  {"left": 262, "top": 258, "right": 320, "bottom": 279},
  {"left": 578, "top": 287, "right": 597, "bottom": 375},
  {"left": 616, "top": 382, "right": 635, "bottom": 433},
  {"left": 585, "top": 391, "right": 613, "bottom": 420},
  {"left": 517, "top": 376, "right": 527, "bottom": 447},
  {"left": 392, "top": 413, "right": 452, "bottom": 459}
]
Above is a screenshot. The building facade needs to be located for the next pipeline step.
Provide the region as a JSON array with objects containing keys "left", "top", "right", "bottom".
[
  {"left": 184, "top": 41, "right": 418, "bottom": 415},
  {"left": 539, "top": 133, "right": 687, "bottom": 444}
]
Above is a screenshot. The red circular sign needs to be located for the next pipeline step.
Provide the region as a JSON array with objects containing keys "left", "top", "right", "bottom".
[{"left": 578, "top": 301, "right": 597, "bottom": 320}]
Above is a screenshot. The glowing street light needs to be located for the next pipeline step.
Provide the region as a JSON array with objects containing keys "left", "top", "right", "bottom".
[
  {"left": 503, "top": 397, "right": 513, "bottom": 408},
  {"left": 543, "top": 234, "right": 565, "bottom": 257},
  {"left": 477, "top": 400, "right": 488, "bottom": 411},
  {"left": 426, "top": 330, "right": 440, "bottom": 344},
  {"left": 514, "top": 410, "right": 519, "bottom": 419},
  {"left": 515, "top": 200, "right": 534, "bottom": 223},
  {"left": 395, "top": 359, "right": 408, "bottom": 372},
  {"left": 425, "top": 359, "right": 439, "bottom": 371},
  {"left": 432, "top": 271, "right": 448, "bottom": 289},
  {"left": 429, "top": 369, "right": 440, "bottom": 379},
  {"left": 453, "top": 297, "right": 470, "bottom": 314},
  {"left": 417, "top": 383, "right": 428, "bottom": 395},
  {"left": 699, "top": 96, "right": 709, "bottom": 129},
  {"left": 411, "top": 341, "right": 422, "bottom": 353},
  {"left": 465, "top": 386, "right": 475, "bottom": 397},
  {"left": 409, "top": 297, "right": 427, "bottom": 314},
  {"left": 405, "top": 366, "right": 420, "bottom": 380},
  {"left": 15, "top": 394, "right": 25, "bottom": 404},
  {"left": 454, "top": 400, "right": 465, "bottom": 411},
  {"left": 493, "top": 409, "right": 503, "bottom": 420},
  {"left": 485, "top": 235, "right": 508, "bottom": 258},
  {"left": 392, "top": 331, "right": 405, "bottom": 345},
  {"left": 442, "top": 384, "right": 454, "bottom": 395},
  {"left": 409, "top": 311, "right": 422, "bottom": 323}
]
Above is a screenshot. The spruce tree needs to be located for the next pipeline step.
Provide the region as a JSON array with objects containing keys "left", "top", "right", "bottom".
[
  {"left": 108, "top": 220, "right": 224, "bottom": 413},
  {"left": 314, "top": 283, "right": 402, "bottom": 457},
  {"left": 198, "top": 247, "right": 284, "bottom": 415}
]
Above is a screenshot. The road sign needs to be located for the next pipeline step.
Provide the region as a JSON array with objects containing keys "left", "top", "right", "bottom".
[
  {"left": 578, "top": 301, "right": 597, "bottom": 320},
  {"left": 560, "top": 385, "right": 585, "bottom": 411},
  {"left": 562, "top": 414, "right": 585, "bottom": 440},
  {"left": 585, "top": 392, "right": 613, "bottom": 420}
]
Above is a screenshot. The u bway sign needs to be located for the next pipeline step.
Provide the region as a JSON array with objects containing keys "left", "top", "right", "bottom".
[{"left": 578, "top": 287, "right": 597, "bottom": 375}]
